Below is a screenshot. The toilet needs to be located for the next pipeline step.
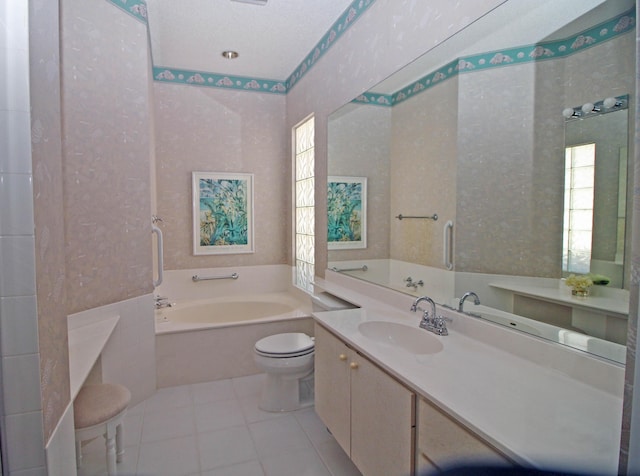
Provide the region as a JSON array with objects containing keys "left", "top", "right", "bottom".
[{"left": 254, "top": 292, "right": 358, "bottom": 412}]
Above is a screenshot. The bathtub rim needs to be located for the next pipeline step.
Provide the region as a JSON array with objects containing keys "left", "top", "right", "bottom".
[{"left": 155, "top": 290, "right": 312, "bottom": 335}]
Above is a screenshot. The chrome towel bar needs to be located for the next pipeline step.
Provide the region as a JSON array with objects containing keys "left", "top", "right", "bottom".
[
  {"left": 395, "top": 213, "right": 438, "bottom": 221},
  {"left": 192, "top": 273, "right": 239, "bottom": 282},
  {"left": 331, "top": 265, "right": 368, "bottom": 272}
]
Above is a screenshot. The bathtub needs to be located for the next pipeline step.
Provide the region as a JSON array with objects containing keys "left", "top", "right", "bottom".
[
  {"left": 155, "top": 292, "right": 311, "bottom": 334},
  {"left": 155, "top": 290, "right": 314, "bottom": 387}
]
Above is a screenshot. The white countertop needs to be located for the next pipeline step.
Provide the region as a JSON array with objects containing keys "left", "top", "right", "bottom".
[
  {"left": 312, "top": 283, "right": 624, "bottom": 474},
  {"left": 68, "top": 314, "right": 120, "bottom": 400},
  {"left": 490, "top": 282, "right": 629, "bottom": 317}
]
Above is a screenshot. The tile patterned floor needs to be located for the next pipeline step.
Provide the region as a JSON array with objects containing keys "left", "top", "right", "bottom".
[{"left": 77, "top": 374, "right": 362, "bottom": 476}]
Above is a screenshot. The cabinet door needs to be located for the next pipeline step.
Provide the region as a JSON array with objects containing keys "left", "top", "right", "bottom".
[
  {"left": 350, "top": 353, "right": 415, "bottom": 476},
  {"left": 314, "top": 323, "right": 352, "bottom": 455},
  {"left": 417, "top": 397, "right": 511, "bottom": 471}
]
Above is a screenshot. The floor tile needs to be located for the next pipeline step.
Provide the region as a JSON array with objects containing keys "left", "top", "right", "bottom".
[
  {"left": 294, "top": 408, "right": 334, "bottom": 447},
  {"left": 198, "top": 425, "right": 259, "bottom": 471},
  {"left": 316, "top": 439, "right": 363, "bottom": 476},
  {"left": 191, "top": 379, "right": 235, "bottom": 404},
  {"left": 239, "top": 394, "right": 288, "bottom": 424},
  {"left": 249, "top": 414, "right": 313, "bottom": 458},
  {"left": 137, "top": 435, "right": 199, "bottom": 476},
  {"left": 141, "top": 405, "right": 195, "bottom": 443},
  {"left": 144, "top": 385, "right": 193, "bottom": 412},
  {"left": 261, "top": 447, "right": 331, "bottom": 476},
  {"left": 194, "top": 398, "right": 246, "bottom": 433},
  {"left": 201, "top": 459, "right": 265, "bottom": 476}
]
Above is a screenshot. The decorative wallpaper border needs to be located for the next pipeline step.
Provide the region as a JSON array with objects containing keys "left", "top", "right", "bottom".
[
  {"left": 151, "top": 0, "right": 376, "bottom": 94},
  {"left": 285, "top": 0, "right": 376, "bottom": 91},
  {"left": 353, "top": 6, "right": 636, "bottom": 107},
  {"left": 152, "top": 67, "right": 287, "bottom": 94},
  {"left": 107, "top": 0, "right": 148, "bottom": 23}
]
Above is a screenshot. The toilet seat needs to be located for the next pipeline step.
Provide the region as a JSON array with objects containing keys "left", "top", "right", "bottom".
[{"left": 255, "top": 333, "right": 314, "bottom": 358}]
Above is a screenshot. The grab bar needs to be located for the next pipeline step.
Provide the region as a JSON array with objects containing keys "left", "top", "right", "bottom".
[
  {"left": 395, "top": 213, "right": 438, "bottom": 221},
  {"left": 192, "top": 273, "right": 239, "bottom": 282},
  {"left": 152, "top": 224, "right": 164, "bottom": 287},
  {"left": 331, "top": 265, "right": 368, "bottom": 272},
  {"left": 443, "top": 220, "right": 453, "bottom": 270}
]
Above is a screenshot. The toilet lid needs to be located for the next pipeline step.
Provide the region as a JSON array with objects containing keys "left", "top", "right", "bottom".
[{"left": 255, "top": 333, "right": 314, "bottom": 357}]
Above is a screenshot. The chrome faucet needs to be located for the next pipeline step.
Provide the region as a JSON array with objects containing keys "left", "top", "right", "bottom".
[
  {"left": 155, "top": 296, "right": 173, "bottom": 309},
  {"left": 411, "top": 296, "right": 448, "bottom": 336},
  {"left": 404, "top": 277, "right": 424, "bottom": 291},
  {"left": 458, "top": 291, "right": 480, "bottom": 313}
]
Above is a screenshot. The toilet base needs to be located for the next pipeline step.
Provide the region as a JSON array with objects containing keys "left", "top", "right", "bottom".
[{"left": 259, "top": 373, "right": 314, "bottom": 412}]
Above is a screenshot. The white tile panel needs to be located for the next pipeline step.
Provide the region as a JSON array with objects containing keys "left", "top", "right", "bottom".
[
  {"left": 2, "top": 353, "right": 42, "bottom": 414},
  {"left": 0, "top": 296, "right": 39, "bottom": 356},
  {"left": 0, "top": 174, "right": 34, "bottom": 236},
  {"left": 0, "top": 235, "right": 36, "bottom": 296},
  {"left": 0, "top": 110, "right": 32, "bottom": 174},
  {"left": 4, "top": 411, "right": 46, "bottom": 472}
]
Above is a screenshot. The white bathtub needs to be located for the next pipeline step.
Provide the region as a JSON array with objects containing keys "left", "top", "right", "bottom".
[
  {"left": 155, "top": 292, "right": 311, "bottom": 334},
  {"left": 154, "top": 290, "right": 315, "bottom": 387}
]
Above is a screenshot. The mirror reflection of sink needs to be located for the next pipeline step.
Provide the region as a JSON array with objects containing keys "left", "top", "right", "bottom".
[{"left": 358, "top": 321, "right": 444, "bottom": 355}]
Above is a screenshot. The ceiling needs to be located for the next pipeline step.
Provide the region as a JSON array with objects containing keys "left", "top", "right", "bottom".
[{"left": 145, "top": 0, "right": 355, "bottom": 81}]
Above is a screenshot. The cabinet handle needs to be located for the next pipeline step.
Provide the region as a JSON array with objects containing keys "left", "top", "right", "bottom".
[
  {"left": 339, "top": 354, "right": 347, "bottom": 361},
  {"left": 350, "top": 362, "right": 359, "bottom": 369}
]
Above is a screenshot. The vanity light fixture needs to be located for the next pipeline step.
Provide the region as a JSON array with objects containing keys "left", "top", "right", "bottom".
[
  {"left": 222, "top": 50, "right": 239, "bottom": 59},
  {"left": 562, "top": 94, "right": 628, "bottom": 121}
]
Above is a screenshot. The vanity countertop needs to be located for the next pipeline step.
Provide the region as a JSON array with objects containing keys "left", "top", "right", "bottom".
[
  {"left": 312, "top": 280, "right": 624, "bottom": 474},
  {"left": 489, "top": 282, "right": 629, "bottom": 317},
  {"left": 68, "top": 313, "right": 120, "bottom": 400}
]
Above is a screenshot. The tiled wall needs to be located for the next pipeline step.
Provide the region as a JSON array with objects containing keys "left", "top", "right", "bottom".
[{"left": 0, "top": 1, "right": 47, "bottom": 474}]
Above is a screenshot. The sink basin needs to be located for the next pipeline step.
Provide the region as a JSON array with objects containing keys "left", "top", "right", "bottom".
[{"left": 358, "top": 321, "right": 444, "bottom": 355}]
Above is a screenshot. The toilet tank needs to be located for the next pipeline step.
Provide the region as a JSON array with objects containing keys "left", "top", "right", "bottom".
[{"left": 310, "top": 292, "right": 358, "bottom": 312}]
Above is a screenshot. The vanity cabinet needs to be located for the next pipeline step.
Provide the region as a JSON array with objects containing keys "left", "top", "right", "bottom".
[
  {"left": 314, "top": 323, "right": 415, "bottom": 476},
  {"left": 416, "top": 397, "right": 511, "bottom": 472}
]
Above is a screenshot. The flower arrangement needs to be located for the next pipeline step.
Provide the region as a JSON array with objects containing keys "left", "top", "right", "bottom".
[{"left": 565, "top": 274, "right": 593, "bottom": 297}]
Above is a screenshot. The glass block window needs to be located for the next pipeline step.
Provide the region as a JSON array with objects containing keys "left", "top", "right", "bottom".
[
  {"left": 294, "top": 116, "right": 315, "bottom": 292},
  {"left": 562, "top": 143, "right": 595, "bottom": 274}
]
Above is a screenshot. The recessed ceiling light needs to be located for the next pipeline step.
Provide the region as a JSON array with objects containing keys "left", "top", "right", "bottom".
[{"left": 222, "top": 51, "right": 239, "bottom": 59}]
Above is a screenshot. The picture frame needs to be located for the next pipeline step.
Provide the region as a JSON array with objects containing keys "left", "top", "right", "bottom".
[
  {"left": 193, "top": 172, "right": 254, "bottom": 255},
  {"left": 327, "top": 176, "right": 367, "bottom": 250}
]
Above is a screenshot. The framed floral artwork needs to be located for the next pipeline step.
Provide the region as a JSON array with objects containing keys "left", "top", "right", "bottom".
[
  {"left": 193, "top": 172, "right": 254, "bottom": 255},
  {"left": 327, "top": 176, "right": 367, "bottom": 250}
]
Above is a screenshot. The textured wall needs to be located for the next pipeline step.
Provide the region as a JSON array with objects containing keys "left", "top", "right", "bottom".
[
  {"left": 327, "top": 104, "right": 391, "bottom": 262},
  {"left": 61, "top": 0, "right": 154, "bottom": 313},
  {"left": 153, "top": 83, "right": 288, "bottom": 269},
  {"left": 30, "top": 0, "right": 69, "bottom": 444},
  {"left": 390, "top": 79, "right": 458, "bottom": 267},
  {"left": 285, "top": 0, "right": 508, "bottom": 275}
]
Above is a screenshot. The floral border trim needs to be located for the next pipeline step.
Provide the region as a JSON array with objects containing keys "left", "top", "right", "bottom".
[
  {"left": 285, "top": 0, "right": 376, "bottom": 91},
  {"left": 152, "top": 66, "right": 288, "bottom": 94},
  {"left": 107, "top": 0, "right": 148, "bottom": 23},
  {"left": 354, "top": 6, "right": 636, "bottom": 107}
]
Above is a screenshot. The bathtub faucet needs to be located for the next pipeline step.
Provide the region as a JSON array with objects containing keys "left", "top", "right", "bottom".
[{"left": 155, "top": 296, "right": 173, "bottom": 309}]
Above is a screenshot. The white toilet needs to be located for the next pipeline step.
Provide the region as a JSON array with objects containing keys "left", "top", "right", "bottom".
[
  {"left": 253, "top": 292, "right": 358, "bottom": 412},
  {"left": 254, "top": 332, "right": 315, "bottom": 412}
]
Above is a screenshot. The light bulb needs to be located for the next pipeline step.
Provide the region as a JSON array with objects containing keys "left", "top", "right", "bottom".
[
  {"left": 581, "top": 103, "right": 595, "bottom": 114},
  {"left": 562, "top": 108, "right": 575, "bottom": 118},
  {"left": 603, "top": 97, "right": 618, "bottom": 109}
]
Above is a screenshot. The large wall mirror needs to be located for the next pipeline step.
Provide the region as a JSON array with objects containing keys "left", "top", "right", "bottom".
[{"left": 327, "top": 0, "right": 635, "bottom": 365}]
